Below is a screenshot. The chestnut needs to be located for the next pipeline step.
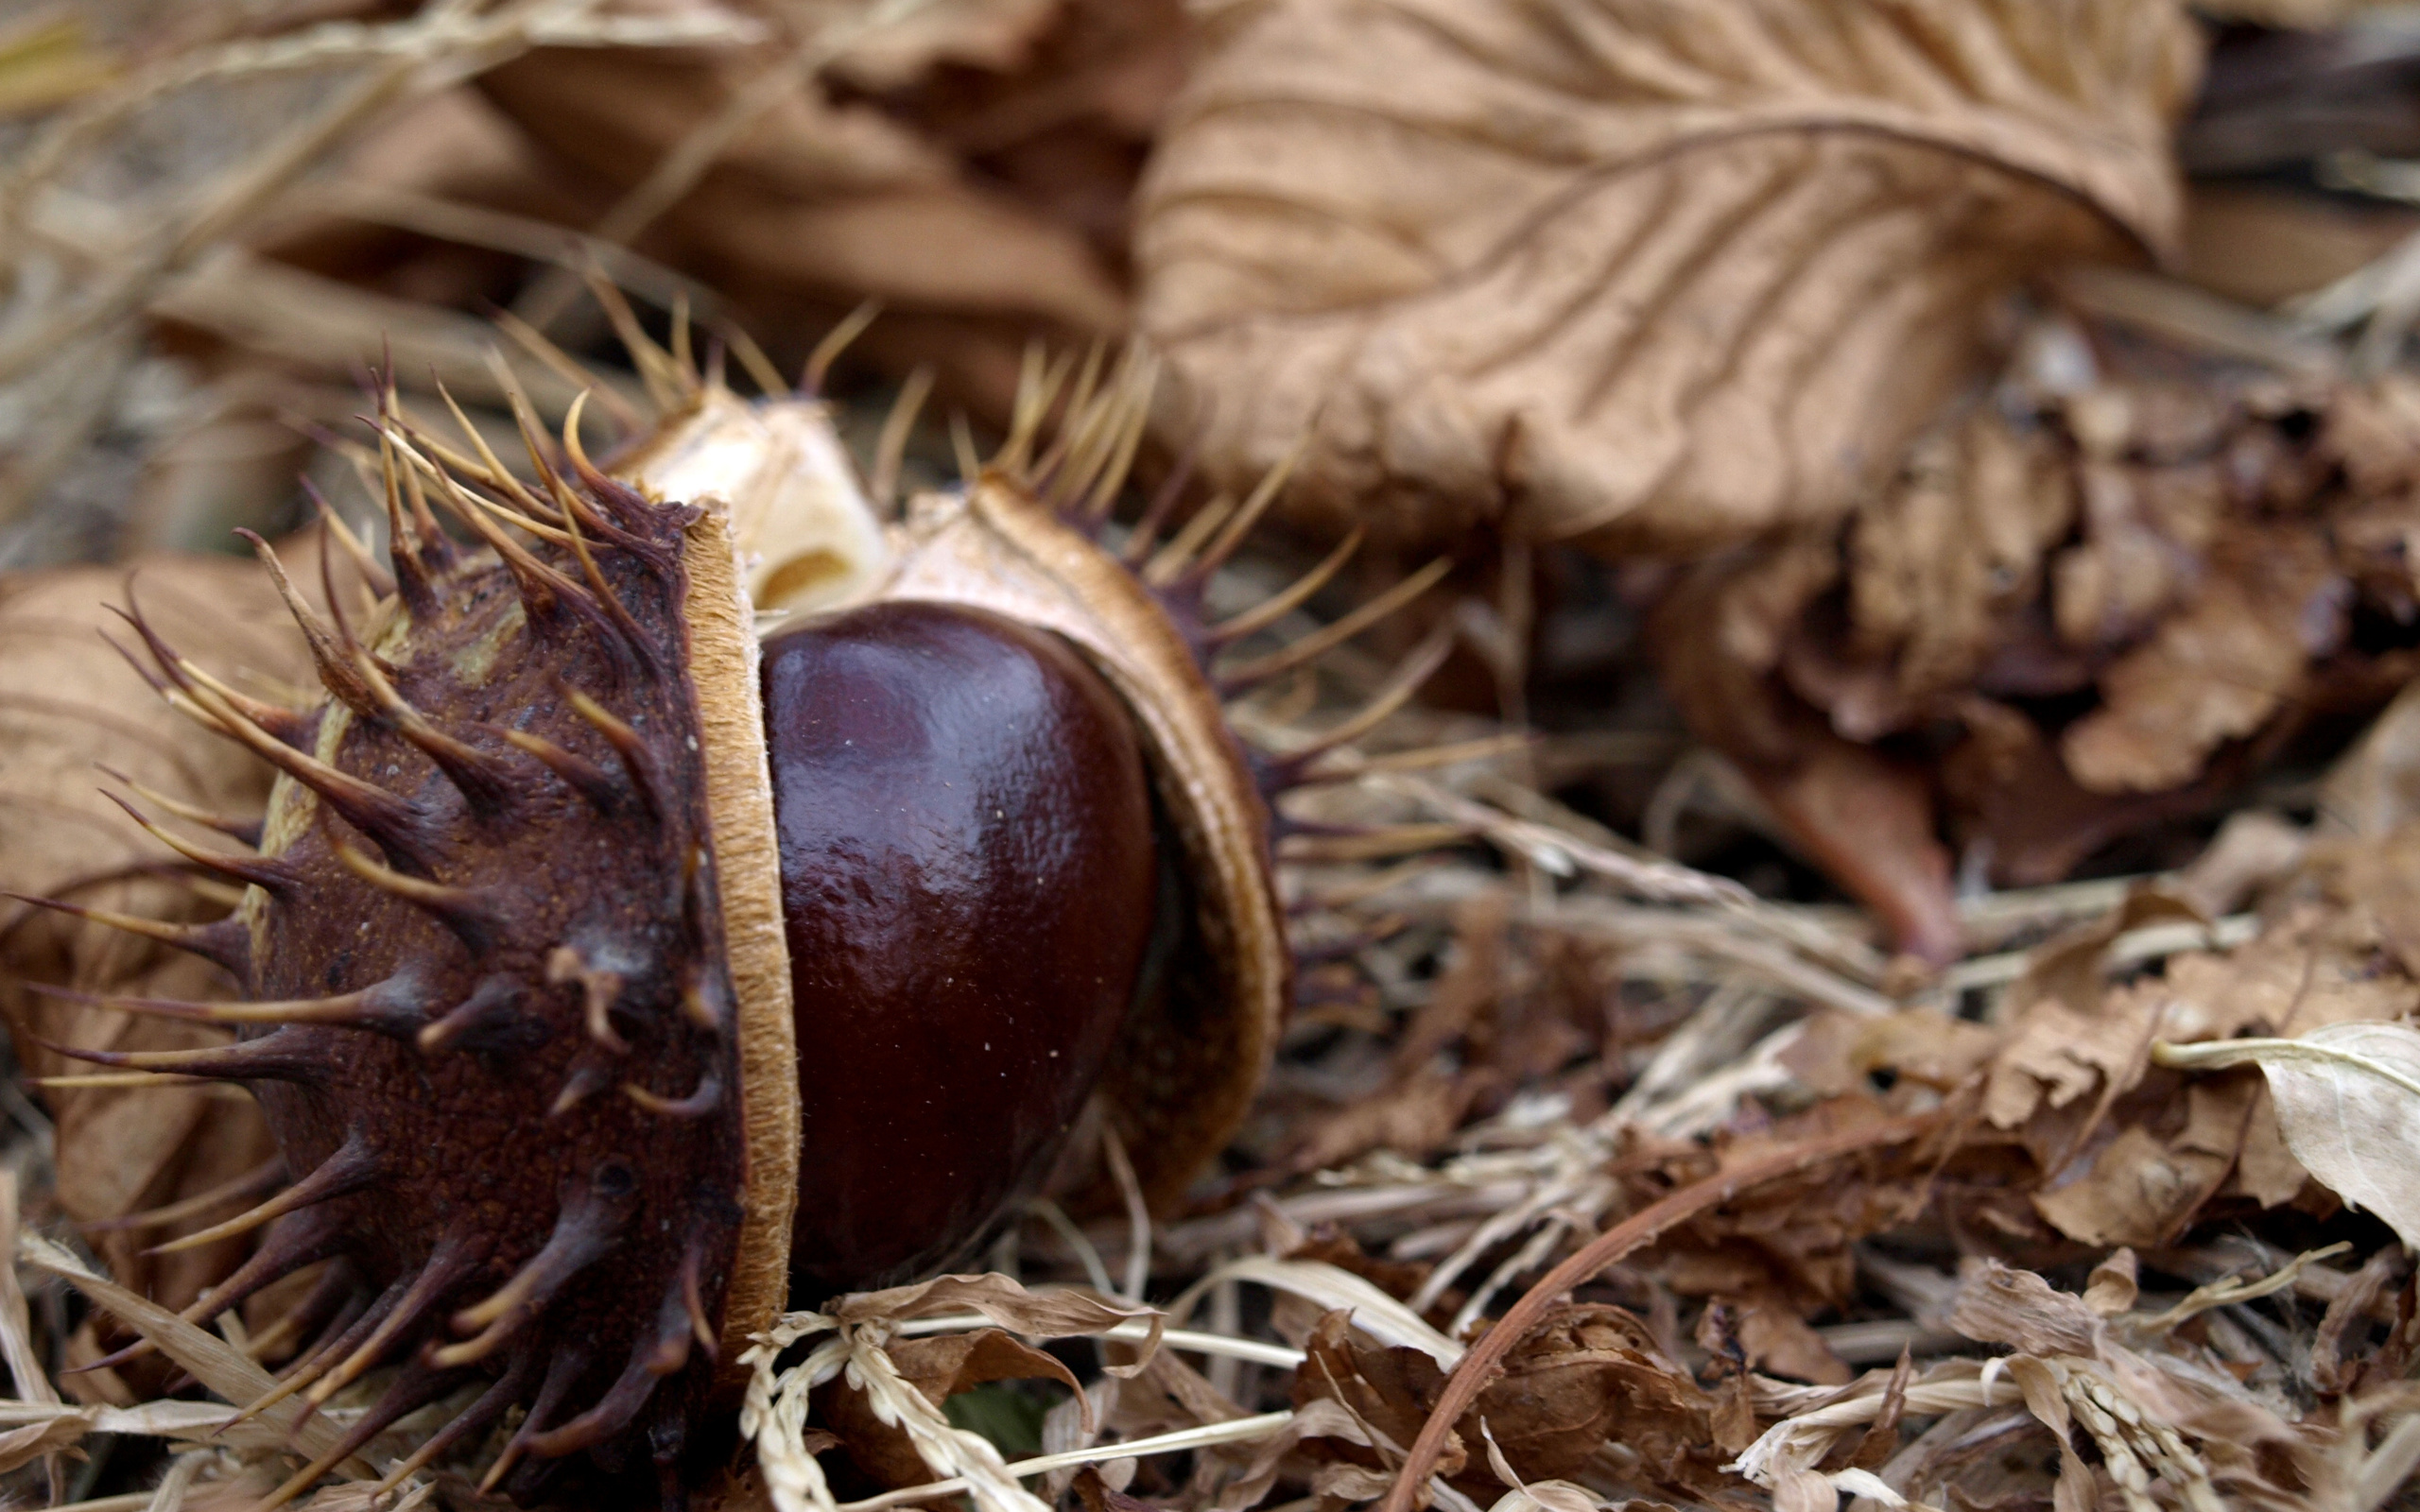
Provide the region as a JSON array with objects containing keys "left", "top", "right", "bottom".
[{"left": 765, "top": 599, "right": 1163, "bottom": 1295}]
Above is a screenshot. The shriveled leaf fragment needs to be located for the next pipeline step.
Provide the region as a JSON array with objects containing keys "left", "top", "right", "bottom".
[
  {"left": 2154, "top": 1022, "right": 2420, "bottom": 1247},
  {"left": 2312, "top": 823, "right": 2420, "bottom": 980},
  {"left": 1980, "top": 887, "right": 2204, "bottom": 1131},
  {"left": 894, "top": 1330, "right": 1085, "bottom": 1413},
  {"left": 1136, "top": 0, "right": 2196, "bottom": 551},
  {"left": 2061, "top": 525, "right": 2342, "bottom": 793},
  {"left": 1649, "top": 550, "right": 1960, "bottom": 960}
]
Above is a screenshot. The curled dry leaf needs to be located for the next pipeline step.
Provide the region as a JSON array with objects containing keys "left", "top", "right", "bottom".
[
  {"left": 475, "top": 0, "right": 1184, "bottom": 416},
  {"left": 0, "top": 551, "right": 316, "bottom": 1315},
  {"left": 827, "top": 1270, "right": 1165, "bottom": 1352},
  {"left": 2153, "top": 1022, "right": 2420, "bottom": 1249},
  {"left": 1135, "top": 0, "right": 2196, "bottom": 552}
]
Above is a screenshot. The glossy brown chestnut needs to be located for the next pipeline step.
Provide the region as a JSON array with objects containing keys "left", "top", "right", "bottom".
[{"left": 764, "top": 600, "right": 1163, "bottom": 1295}]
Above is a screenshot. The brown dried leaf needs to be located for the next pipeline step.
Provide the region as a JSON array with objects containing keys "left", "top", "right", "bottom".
[
  {"left": 2316, "top": 679, "right": 2420, "bottom": 839},
  {"left": 831, "top": 1272, "right": 1164, "bottom": 1360},
  {"left": 2156, "top": 1022, "right": 2420, "bottom": 1248},
  {"left": 1292, "top": 1302, "right": 1717, "bottom": 1498},
  {"left": 1731, "top": 1296, "right": 1851, "bottom": 1387},
  {"left": 2029, "top": 1081, "right": 2245, "bottom": 1247},
  {"left": 2060, "top": 524, "right": 2341, "bottom": 793},
  {"left": 1945, "top": 1260, "right": 2101, "bottom": 1358},
  {"left": 2172, "top": 808, "right": 2308, "bottom": 918},
  {"left": 1649, "top": 550, "right": 1960, "bottom": 960},
  {"left": 0, "top": 551, "right": 310, "bottom": 1310},
  {"left": 1069, "top": 1464, "right": 1154, "bottom": 1512},
  {"left": 2310, "top": 1246, "right": 2407, "bottom": 1395},
  {"left": 2313, "top": 823, "right": 2420, "bottom": 979},
  {"left": 1136, "top": 0, "right": 2195, "bottom": 552},
  {"left": 819, "top": 1327, "right": 1087, "bottom": 1493},
  {"left": 1749, "top": 730, "right": 1960, "bottom": 966},
  {"left": 1661, "top": 315, "right": 2420, "bottom": 907},
  {"left": 1835, "top": 412, "right": 2076, "bottom": 729},
  {"left": 1281, "top": 1060, "right": 1475, "bottom": 1174},
  {"left": 1850, "top": 1008, "right": 2002, "bottom": 1092},
  {"left": 476, "top": 0, "right": 1181, "bottom": 417},
  {"left": 1979, "top": 888, "right": 2202, "bottom": 1132},
  {"left": 891, "top": 1328, "right": 1086, "bottom": 1411},
  {"left": 1293, "top": 1308, "right": 1454, "bottom": 1477},
  {"left": 1203, "top": 1397, "right": 1379, "bottom": 1512},
  {"left": 1486, "top": 1304, "right": 1712, "bottom": 1483}
]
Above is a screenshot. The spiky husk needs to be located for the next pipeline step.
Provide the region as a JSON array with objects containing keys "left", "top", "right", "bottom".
[
  {"left": 39, "top": 327, "right": 1448, "bottom": 1505},
  {"left": 85, "top": 437, "right": 797, "bottom": 1503}
]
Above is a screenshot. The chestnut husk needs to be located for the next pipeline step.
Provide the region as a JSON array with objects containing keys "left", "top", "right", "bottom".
[{"left": 32, "top": 347, "right": 1333, "bottom": 1504}]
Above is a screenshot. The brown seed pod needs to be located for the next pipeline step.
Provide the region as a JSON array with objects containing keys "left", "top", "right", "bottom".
[{"left": 28, "top": 335, "right": 1441, "bottom": 1504}]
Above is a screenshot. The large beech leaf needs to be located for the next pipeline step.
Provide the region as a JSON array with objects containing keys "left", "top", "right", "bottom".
[
  {"left": 2155, "top": 1022, "right": 2420, "bottom": 1248},
  {"left": 1135, "top": 0, "right": 2197, "bottom": 551}
]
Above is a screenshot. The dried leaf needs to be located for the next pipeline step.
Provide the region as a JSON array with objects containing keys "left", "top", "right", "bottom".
[
  {"left": 1282, "top": 1061, "right": 1475, "bottom": 1173},
  {"left": 832, "top": 1272, "right": 1164, "bottom": 1360},
  {"left": 1069, "top": 1463, "right": 1153, "bottom": 1512},
  {"left": 815, "top": 1329, "right": 1088, "bottom": 1498},
  {"left": 2313, "top": 823, "right": 2420, "bottom": 979},
  {"left": 1205, "top": 1397, "right": 1378, "bottom": 1512},
  {"left": 2315, "top": 679, "right": 2420, "bottom": 839},
  {"left": 1293, "top": 1301, "right": 1717, "bottom": 1498},
  {"left": 2030, "top": 1112, "right": 2232, "bottom": 1246},
  {"left": 476, "top": 0, "right": 1183, "bottom": 417},
  {"left": 1173, "top": 1255, "right": 1460, "bottom": 1366},
  {"left": 1649, "top": 552, "right": 1960, "bottom": 960},
  {"left": 2310, "top": 1246, "right": 2407, "bottom": 1394},
  {"left": 1136, "top": 0, "right": 2195, "bottom": 551},
  {"left": 890, "top": 1329, "right": 1085, "bottom": 1414},
  {"left": 0, "top": 550, "right": 311, "bottom": 1315},
  {"left": 1945, "top": 1259, "right": 2100, "bottom": 1357},
  {"left": 1651, "top": 311, "right": 2420, "bottom": 912},
  {"left": 2153, "top": 1022, "right": 2420, "bottom": 1247},
  {"left": 1292, "top": 1308, "right": 1458, "bottom": 1479},
  {"left": 1729, "top": 1296, "right": 1850, "bottom": 1387},
  {"left": 1747, "top": 731, "right": 1960, "bottom": 966},
  {"left": 2060, "top": 525, "right": 2340, "bottom": 793}
]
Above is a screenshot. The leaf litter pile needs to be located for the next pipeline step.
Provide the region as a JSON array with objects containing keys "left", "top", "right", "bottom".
[{"left": 4, "top": 2, "right": 2420, "bottom": 1511}]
